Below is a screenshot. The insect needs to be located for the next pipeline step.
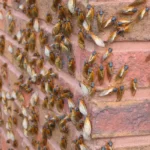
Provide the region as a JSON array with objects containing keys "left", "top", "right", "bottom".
[
  {"left": 60, "top": 136, "right": 67, "bottom": 150},
  {"left": 22, "top": 117, "right": 29, "bottom": 129},
  {"left": 117, "top": 24, "right": 131, "bottom": 36},
  {"left": 68, "top": 57, "right": 75, "bottom": 75},
  {"left": 136, "top": 7, "right": 149, "bottom": 21},
  {"left": 79, "top": 99, "right": 88, "bottom": 116},
  {"left": 76, "top": 8, "right": 85, "bottom": 26},
  {"left": 67, "top": 0, "right": 76, "bottom": 14},
  {"left": 47, "top": 94, "right": 55, "bottom": 110},
  {"left": 75, "top": 120, "right": 84, "bottom": 131},
  {"left": 107, "top": 30, "right": 118, "bottom": 43},
  {"left": 102, "top": 48, "right": 113, "bottom": 62},
  {"left": 131, "top": 78, "right": 138, "bottom": 96},
  {"left": 101, "top": 146, "right": 106, "bottom": 150},
  {"left": 33, "top": 18, "right": 40, "bottom": 32},
  {"left": 0, "top": 35, "right": 5, "bottom": 55},
  {"left": 86, "top": 4, "right": 95, "bottom": 26},
  {"left": 116, "top": 65, "right": 129, "bottom": 81},
  {"left": 8, "top": 20, "right": 15, "bottom": 33},
  {"left": 46, "top": 13, "right": 52, "bottom": 23},
  {"left": 83, "top": 116, "right": 92, "bottom": 140},
  {"left": 56, "top": 96, "right": 64, "bottom": 112},
  {"left": 117, "top": 19, "right": 132, "bottom": 26},
  {"left": 3, "top": 0, "right": 7, "bottom": 9},
  {"left": 30, "top": 92, "right": 39, "bottom": 107},
  {"left": 82, "top": 60, "right": 90, "bottom": 78},
  {"left": 120, "top": 6, "right": 137, "bottom": 15},
  {"left": 42, "top": 96, "right": 48, "bottom": 108},
  {"left": 27, "top": 4, "right": 38, "bottom": 19},
  {"left": 87, "top": 68, "right": 94, "bottom": 83},
  {"left": 52, "top": 20, "right": 62, "bottom": 36},
  {"left": 83, "top": 20, "right": 91, "bottom": 32},
  {"left": 117, "top": 85, "right": 125, "bottom": 102},
  {"left": 105, "top": 140, "right": 114, "bottom": 150},
  {"left": 55, "top": 54, "right": 63, "bottom": 70},
  {"left": 99, "top": 87, "right": 118, "bottom": 97},
  {"left": 107, "top": 62, "right": 113, "bottom": 82},
  {"left": 103, "top": 16, "right": 117, "bottom": 28},
  {"left": 71, "top": 107, "right": 82, "bottom": 124},
  {"left": 78, "top": 29, "right": 85, "bottom": 49},
  {"left": 89, "top": 31, "right": 105, "bottom": 47},
  {"left": 88, "top": 51, "right": 97, "bottom": 65},
  {"left": 51, "top": 0, "right": 62, "bottom": 12},
  {"left": 129, "top": 0, "right": 146, "bottom": 6},
  {"left": 1, "top": 63, "right": 8, "bottom": 79},
  {"left": 79, "top": 81, "right": 96, "bottom": 96},
  {"left": 98, "top": 64, "right": 104, "bottom": 84},
  {"left": 97, "top": 10, "right": 104, "bottom": 32}
]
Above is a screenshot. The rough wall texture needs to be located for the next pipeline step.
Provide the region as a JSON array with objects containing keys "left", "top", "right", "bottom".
[{"left": 0, "top": 0, "right": 150, "bottom": 150}]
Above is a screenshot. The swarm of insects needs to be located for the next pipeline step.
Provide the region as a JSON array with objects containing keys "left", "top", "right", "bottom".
[{"left": 0, "top": 0, "right": 146, "bottom": 149}]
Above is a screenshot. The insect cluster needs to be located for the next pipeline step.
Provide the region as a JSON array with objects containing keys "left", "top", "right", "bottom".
[{"left": 0, "top": 0, "right": 148, "bottom": 149}]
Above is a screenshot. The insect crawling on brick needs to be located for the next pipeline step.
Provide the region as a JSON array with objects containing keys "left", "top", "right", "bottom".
[
  {"left": 46, "top": 13, "right": 52, "bottom": 23},
  {"left": 97, "top": 10, "right": 104, "bottom": 32},
  {"left": 131, "top": 78, "right": 138, "bottom": 96},
  {"left": 97, "top": 64, "right": 104, "bottom": 85},
  {"left": 60, "top": 136, "right": 67, "bottom": 150}
]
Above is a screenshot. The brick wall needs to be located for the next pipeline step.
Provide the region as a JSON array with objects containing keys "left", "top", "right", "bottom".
[{"left": 0, "top": 0, "right": 150, "bottom": 150}]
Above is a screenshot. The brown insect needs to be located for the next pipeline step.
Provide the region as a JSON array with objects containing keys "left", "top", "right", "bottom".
[
  {"left": 105, "top": 140, "right": 114, "bottom": 150},
  {"left": 107, "top": 62, "right": 113, "bottom": 82},
  {"left": 46, "top": 13, "right": 52, "bottom": 23},
  {"left": 60, "top": 136, "right": 67, "bottom": 150},
  {"left": 131, "top": 78, "right": 138, "bottom": 96},
  {"left": 56, "top": 96, "right": 64, "bottom": 112},
  {"left": 107, "top": 30, "right": 118, "bottom": 43},
  {"left": 87, "top": 68, "right": 94, "bottom": 83},
  {"left": 117, "top": 85, "right": 125, "bottom": 102},
  {"left": 116, "top": 65, "right": 129, "bottom": 82},
  {"left": 52, "top": 20, "right": 62, "bottom": 36},
  {"left": 82, "top": 60, "right": 90, "bottom": 78},
  {"left": 86, "top": 4, "right": 95, "bottom": 26},
  {"left": 68, "top": 57, "right": 75, "bottom": 75},
  {"left": 1, "top": 63, "right": 7, "bottom": 79},
  {"left": 103, "top": 16, "right": 117, "bottom": 28},
  {"left": 97, "top": 10, "right": 104, "bottom": 32},
  {"left": 98, "top": 64, "right": 104, "bottom": 85},
  {"left": 83, "top": 116, "right": 92, "bottom": 140},
  {"left": 8, "top": 20, "right": 15, "bottom": 33},
  {"left": 71, "top": 107, "right": 82, "bottom": 124},
  {"left": 136, "top": 7, "right": 149, "bottom": 21},
  {"left": 102, "top": 48, "right": 113, "bottom": 62},
  {"left": 68, "top": 0, "right": 76, "bottom": 14},
  {"left": 78, "top": 29, "right": 85, "bottom": 49},
  {"left": 3, "top": 0, "right": 7, "bottom": 9},
  {"left": 120, "top": 6, "right": 137, "bottom": 15},
  {"left": 51, "top": 0, "right": 62, "bottom": 12},
  {"left": 47, "top": 94, "right": 55, "bottom": 110},
  {"left": 0, "top": 35, "right": 5, "bottom": 55},
  {"left": 77, "top": 8, "right": 85, "bottom": 27},
  {"left": 55, "top": 54, "right": 63, "bottom": 70},
  {"left": 27, "top": 4, "right": 38, "bottom": 19},
  {"left": 99, "top": 87, "right": 118, "bottom": 97}
]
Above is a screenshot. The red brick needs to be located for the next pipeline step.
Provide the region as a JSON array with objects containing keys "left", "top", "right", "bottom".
[{"left": 91, "top": 100, "right": 150, "bottom": 138}]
